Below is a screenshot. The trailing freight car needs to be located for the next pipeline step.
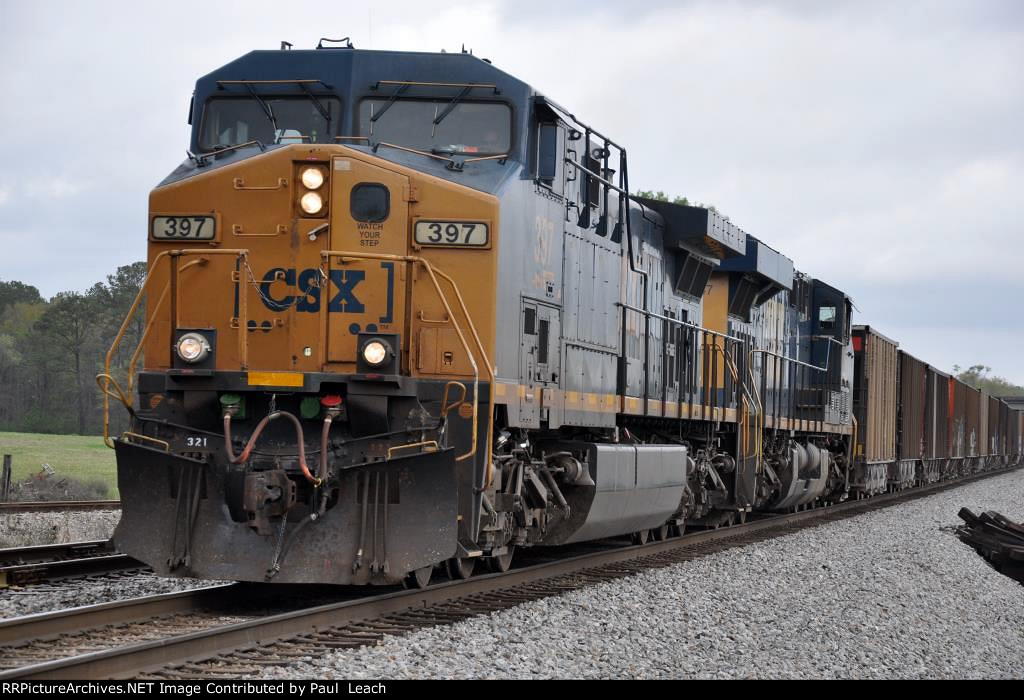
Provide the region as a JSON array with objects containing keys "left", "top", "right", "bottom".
[
  {"left": 897, "top": 350, "right": 928, "bottom": 489},
  {"left": 852, "top": 326, "right": 899, "bottom": 495}
]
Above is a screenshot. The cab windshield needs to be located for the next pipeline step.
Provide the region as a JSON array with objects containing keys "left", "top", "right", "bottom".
[
  {"left": 358, "top": 99, "right": 511, "bottom": 156},
  {"left": 199, "top": 96, "right": 341, "bottom": 150}
]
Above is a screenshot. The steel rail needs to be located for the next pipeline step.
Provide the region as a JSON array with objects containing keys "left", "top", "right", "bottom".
[
  {"left": 0, "top": 556, "right": 142, "bottom": 589},
  {"left": 1, "top": 464, "right": 1016, "bottom": 680},
  {"left": 0, "top": 585, "right": 237, "bottom": 647},
  {"left": 0, "top": 500, "right": 120, "bottom": 513},
  {"left": 0, "top": 539, "right": 142, "bottom": 587},
  {"left": 0, "top": 540, "right": 116, "bottom": 567}
]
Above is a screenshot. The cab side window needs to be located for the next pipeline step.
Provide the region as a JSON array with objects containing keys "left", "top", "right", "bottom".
[
  {"left": 818, "top": 305, "right": 837, "bottom": 331},
  {"left": 537, "top": 122, "right": 565, "bottom": 197}
]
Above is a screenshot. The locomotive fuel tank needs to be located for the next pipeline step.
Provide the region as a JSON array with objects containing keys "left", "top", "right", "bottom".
[{"left": 535, "top": 442, "right": 689, "bottom": 545}]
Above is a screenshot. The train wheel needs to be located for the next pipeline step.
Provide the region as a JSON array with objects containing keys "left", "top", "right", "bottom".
[
  {"left": 403, "top": 565, "right": 434, "bottom": 589},
  {"left": 488, "top": 546, "right": 515, "bottom": 573},
  {"left": 671, "top": 522, "right": 686, "bottom": 537},
  {"left": 445, "top": 556, "right": 476, "bottom": 580},
  {"left": 652, "top": 524, "right": 670, "bottom": 541},
  {"left": 632, "top": 529, "right": 650, "bottom": 545}
]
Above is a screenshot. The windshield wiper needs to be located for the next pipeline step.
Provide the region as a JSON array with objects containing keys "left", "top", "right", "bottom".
[
  {"left": 433, "top": 85, "right": 472, "bottom": 127},
  {"left": 194, "top": 139, "right": 267, "bottom": 166},
  {"left": 298, "top": 82, "right": 332, "bottom": 126},
  {"left": 244, "top": 84, "right": 278, "bottom": 134},
  {"left": 370, "top": 83, "right": 410, "bottom": 124}
]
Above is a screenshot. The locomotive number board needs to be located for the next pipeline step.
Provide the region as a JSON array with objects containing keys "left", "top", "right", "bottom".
[
  {"left": 413, "top": 221, "right": 489, "bottom": 247},
  {"left": 151, "top": 215, "right": 216, "bottom": 240}
]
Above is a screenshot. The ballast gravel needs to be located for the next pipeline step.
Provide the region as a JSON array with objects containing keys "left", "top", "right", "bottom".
[
  {"left": 262, "top": 469, "right": 1024, "bottom": 680},
  {"left": 0, "top": 573, "right": 220, "bottom": 619},
  {"left": 0, "top": 507, "right": 221, "bottom": 619}
]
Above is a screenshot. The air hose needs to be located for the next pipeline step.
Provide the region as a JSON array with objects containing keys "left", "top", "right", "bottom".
[{"left": 223, "top": 410, "right": 319, "bottom": 485}]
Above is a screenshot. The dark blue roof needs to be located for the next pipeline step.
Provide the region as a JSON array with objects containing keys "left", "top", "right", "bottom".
[
  {"left": 172, "top": 48, "right": 536, "bottom": 193},
  {"left": 718, "top": 234, "right": 794, "bottom": 290}
]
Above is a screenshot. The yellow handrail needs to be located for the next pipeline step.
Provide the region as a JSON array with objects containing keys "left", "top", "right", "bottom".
[
  {"left": 97, "top": 248, "right": 251, "bottom": 448},
  {"left": 125, "top": 284, "right": 171, "bottom": 396},
  {"left": 121, "top": 432, "right": 171, "bottom": 452},
  {"left": 715, "top": 343, "right": 765, "bottom": 474},
  {"left": 386, "top": 440, "right": 440, "bottom": 459},
  {"left": 441, "top": 381, "right": 468, "bottom": 420},
  {"left": 320, "top": 250, "right": 496, "bottom": 479}
]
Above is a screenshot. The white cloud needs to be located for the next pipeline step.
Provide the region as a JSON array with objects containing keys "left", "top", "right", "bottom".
[{"left": 23, "top": 176, "right": 89, "bottom": 200}]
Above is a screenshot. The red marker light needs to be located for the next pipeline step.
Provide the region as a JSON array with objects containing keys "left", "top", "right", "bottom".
[{"left": 320, "top": 394, "right": 343, "bottom": 407}]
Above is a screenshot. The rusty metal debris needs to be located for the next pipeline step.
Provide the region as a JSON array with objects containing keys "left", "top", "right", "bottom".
[{"left": 955, "top": 508, "right": 1024, "bottom": 585}]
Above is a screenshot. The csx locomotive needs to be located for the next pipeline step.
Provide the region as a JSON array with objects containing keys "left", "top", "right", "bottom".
[{"left": 99, "top": 42, "right": 1024, "bottom": 587}]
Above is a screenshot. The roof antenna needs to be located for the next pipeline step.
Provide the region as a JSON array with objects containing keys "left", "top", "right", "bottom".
[
  {"left": 280, "top": 41, "right": 293, "bottom": 51},
  {"left": 318, "top": 37, "right": 354, "bottom": 49}
]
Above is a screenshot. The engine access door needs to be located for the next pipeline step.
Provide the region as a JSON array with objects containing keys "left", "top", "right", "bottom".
[
  {"left": 519, "top": 299, "right": 561, "bottom": 425},
  {"left": 325, "top": 155, "right": 410, "bottom": 368}
]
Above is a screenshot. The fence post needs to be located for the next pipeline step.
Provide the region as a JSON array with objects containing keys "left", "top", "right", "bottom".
[{"left": 1, "top": 455, "right": 11, "bottom": 502}]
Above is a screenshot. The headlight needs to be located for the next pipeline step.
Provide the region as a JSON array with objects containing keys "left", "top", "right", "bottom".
[
  {"left": 300, "top": 167, "right": 325, "bottom": 190},
  {"left": 176, "top": 332, "right": 211, "bottom": 363},
  {"left": 361, "top": 340, "right": 390, "bottom": 367},
  {"left": 300, "top": 191, "right": 324, "bottom": 215}
]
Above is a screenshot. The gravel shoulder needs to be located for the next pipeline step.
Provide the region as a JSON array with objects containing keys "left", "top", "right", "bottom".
[{"left": 262, "top": 469, "right": 1024, "bottom": 680}]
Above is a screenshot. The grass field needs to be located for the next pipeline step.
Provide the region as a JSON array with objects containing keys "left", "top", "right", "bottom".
[{"left": 0, "top": 432, "right": 118, "bottom": 499}]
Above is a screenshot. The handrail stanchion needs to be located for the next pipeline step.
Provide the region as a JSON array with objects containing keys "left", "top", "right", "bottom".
[
  {"left": 320, "top": 251, "right": 496, "bottom": 488},
  {"left": 97, "top": 248, "right": 250, "bottom": 448}
]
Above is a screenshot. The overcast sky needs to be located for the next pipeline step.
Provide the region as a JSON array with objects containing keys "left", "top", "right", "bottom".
[{"left": 1, "top": 0, "right": 1022, "bottom": 383}]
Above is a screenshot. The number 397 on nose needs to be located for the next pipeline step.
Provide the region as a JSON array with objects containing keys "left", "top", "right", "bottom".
[{"left": 414, "top": 220, "right": 489, "bottom": 247}]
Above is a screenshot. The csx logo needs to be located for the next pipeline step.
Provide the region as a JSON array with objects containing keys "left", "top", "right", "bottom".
[
  {"left": 258, "top": 262, "right": 395, "bottom": 323},
  {"left": 260, "top": 268, "right": 364, "bottom": 313}
]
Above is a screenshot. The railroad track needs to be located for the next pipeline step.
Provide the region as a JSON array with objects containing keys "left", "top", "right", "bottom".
[
  {"left": 0, "top": 540, "right": 144, "bottom": 589},
  {"left": 0, "top": 500, "right": 120, "bottom": 514},
  {"left": 0, "top": 465, "right": 1017, "bottom": 680}
]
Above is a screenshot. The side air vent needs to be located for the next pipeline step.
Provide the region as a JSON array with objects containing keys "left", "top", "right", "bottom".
[
  {"left": 728, "top": 275, "right": 762, "bottom": 322},
  {"left": 719, "top": 234, "right": 795, "bottom": 321},
  {"left": 674, "top": 251, "right": 715, "bottom": 299}
]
